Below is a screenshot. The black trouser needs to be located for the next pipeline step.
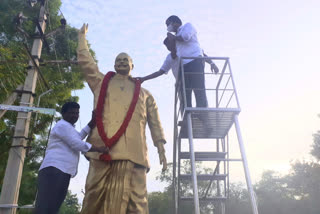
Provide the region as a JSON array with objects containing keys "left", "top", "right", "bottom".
[
  {"left": 34, "top": 167, "right": 71, "bottom": 214},
  {"left": 183, "top": 59, "right": 208, "bottom": 107}
]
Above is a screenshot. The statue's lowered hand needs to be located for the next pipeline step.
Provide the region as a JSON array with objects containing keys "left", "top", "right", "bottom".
[
  {"left": 157, "top": 142, "right": 167, "bottom": 171},
  {"left": 159, "top": 152, "right": 167, "bottom": 172}
]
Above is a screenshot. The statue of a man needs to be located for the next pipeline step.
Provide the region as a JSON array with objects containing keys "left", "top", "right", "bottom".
[{"left": 77, "top": 24, "right": 167, "bottom": 214}]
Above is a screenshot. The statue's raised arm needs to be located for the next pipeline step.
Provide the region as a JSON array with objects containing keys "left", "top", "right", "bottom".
[{"left": 77, "top": 23, "right": 104, "bottom": 92}]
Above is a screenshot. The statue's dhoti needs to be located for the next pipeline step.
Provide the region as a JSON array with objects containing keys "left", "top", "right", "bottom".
[{"left": 81, "top": 160, "right": 149, "bottom": 214}]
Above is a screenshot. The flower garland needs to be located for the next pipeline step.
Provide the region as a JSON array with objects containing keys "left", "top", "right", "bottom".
[{"left": 95, "top": 72, "right": 141, "bottom": 162}]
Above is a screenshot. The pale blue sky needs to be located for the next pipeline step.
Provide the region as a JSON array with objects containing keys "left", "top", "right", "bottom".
[{"left": 60, "top": 0, "right": 320, "bottom": 203}]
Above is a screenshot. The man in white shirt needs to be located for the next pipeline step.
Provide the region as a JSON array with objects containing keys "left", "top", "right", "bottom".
[
  {"left": 165, "top": 15, "right": 215, "bottom": 108},
  {"left": 34, "top": 102, "right": 108, "bottom": 214}
]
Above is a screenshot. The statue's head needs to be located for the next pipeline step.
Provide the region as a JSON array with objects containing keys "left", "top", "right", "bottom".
[{"left": 114, "top": 52, "right": 134, "bottom": 75}]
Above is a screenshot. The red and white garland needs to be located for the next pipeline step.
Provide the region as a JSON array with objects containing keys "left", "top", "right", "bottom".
[{"left": 96, "top": 72, "right": 141, "bottom": 162}]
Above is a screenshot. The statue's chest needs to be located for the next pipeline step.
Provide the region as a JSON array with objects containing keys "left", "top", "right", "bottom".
[{"left": 106, "top": 79, "right": 134, "bottom": 109}]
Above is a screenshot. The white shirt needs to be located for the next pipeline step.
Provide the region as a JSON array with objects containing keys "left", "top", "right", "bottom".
[
  {"left": 39, "top": 119, "right": 92, "bottom": 177},
  {"left": 176, "top": 23, "right": 203, "bottom": 64},
  {"left": 160, "top": 53, "right": 180, "bottom": 80}
]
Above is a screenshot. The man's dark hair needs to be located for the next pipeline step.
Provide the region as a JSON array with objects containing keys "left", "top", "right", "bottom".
[
  {"left": 166, "top": 15, "right": 182, "bottom": 26},
  {"left": 61, "top": 102, "right": 80, "bottom": 114}
]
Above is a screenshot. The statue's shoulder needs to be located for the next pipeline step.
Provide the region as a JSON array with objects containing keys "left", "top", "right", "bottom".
[
  {"left": 139, "top": 87, "right": 150, "bottom": 95},
  {"left": 140, "top": 87, "right": 156, "bottom": 100}
]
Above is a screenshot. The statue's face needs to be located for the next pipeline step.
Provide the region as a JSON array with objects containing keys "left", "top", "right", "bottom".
[{"left": 114, "top": 52, "right": 134, "bottom": 75}]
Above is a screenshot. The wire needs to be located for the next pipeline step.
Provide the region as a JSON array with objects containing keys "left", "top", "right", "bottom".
[
  {"left": 41, "top": 115, "right": 55, "bottom": 159},
  {"left": 52, "top": 40, "right": 64, "bottom": 80},
  {"left": 58, "top": 8, "right": 65, "bottom": 19}
]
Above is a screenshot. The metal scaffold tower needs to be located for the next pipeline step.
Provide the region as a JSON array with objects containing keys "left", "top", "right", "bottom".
[{"left": 172, "top": 56, "right": 259, "bottom": 214}]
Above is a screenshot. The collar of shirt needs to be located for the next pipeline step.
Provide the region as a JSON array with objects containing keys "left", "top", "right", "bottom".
[{"left": 61, "top": 119, "right": 76, "bottom": 127}]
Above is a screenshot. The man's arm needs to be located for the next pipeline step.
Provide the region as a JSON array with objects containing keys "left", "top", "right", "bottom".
[
  {"left": 77, "top": 24, "right": 104, "bottom": 92},
  {"left": 136, "top": 53, "right": 174, "bottom": 83},
  {"left": 167, "top": 32, "right": 184, "bottom": 42},
  {"left": 56, "top": 122, "right": 107, "bottom": 154},
  {"left": 203, "top": 53, "right": 219, "bottom": 74},
  {"left": 136, "top": 70, "right": 165, "bottom": 83},
  {"left": 167, "top": 23, "right": 196, "bottom": 42}
]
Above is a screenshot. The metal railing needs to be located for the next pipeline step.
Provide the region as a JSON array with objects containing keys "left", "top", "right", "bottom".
[{"left": 174, "top": 56, "right": 241, "bottom": 124}]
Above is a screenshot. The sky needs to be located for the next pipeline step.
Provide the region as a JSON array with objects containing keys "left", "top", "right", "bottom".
[{"left": 59, "top": 0, "right": 320, "bottom": 203}]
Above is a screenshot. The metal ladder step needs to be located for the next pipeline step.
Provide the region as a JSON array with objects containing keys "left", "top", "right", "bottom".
[
  {"left": 180, "top": 196, "right": 227, "bottom": 202},
  {"left": 180, "top": 152, "right": 227, "bottom": 161},
  {"left": 180, "top": 174, "right": 227, "bottom": 181},
  {"left": 178, "top": 109, "right": 240, "bottom": 139}
]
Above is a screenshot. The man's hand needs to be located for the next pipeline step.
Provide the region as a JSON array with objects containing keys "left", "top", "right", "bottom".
[
  {"left": 135, "top": 77, "right": 145, "bottom": 83},
  {"left": 97, "top": 146, "right": 109, "bottom": 154},
  {"left": 88, "top": 110, "right": 96, "bottom": 129},
  {"left": 210, "top": 63, "right": 219, "bottom": 74},
  {"left": 89, "top": 145, "right": 109, "bottom": 154},
  {"left": 79, "top": 23, "right": 88, "bottom": 35}
]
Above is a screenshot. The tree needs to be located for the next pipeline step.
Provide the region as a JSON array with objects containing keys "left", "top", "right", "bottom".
[
  {"left": 254, "top": 170, "right": 297, "bottom": 214},
  {"left": 225, "top": 183, "right": 251, "bottom": 214},
  {"left": 285, "top": 161, "right": 320, "bottom": 214},
  {"left": 311, "top": 121, "right": 320, "bottom": 161},
  {"left": 148, "top": 191, "right": 172, "bottom": 214},
  {"left": 59, "top": 191, "right": 81, "bottom": 214},
  {"left": 0, "top": 0, "right": 94, "bottom": 209}
]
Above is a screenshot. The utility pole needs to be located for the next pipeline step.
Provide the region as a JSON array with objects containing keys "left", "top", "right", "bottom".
[{"left": 0, "top": 1, "right": 47, "bottom": 213}]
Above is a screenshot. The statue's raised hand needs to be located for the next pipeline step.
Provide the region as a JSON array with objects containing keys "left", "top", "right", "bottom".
[{"left": 79, "top": 23, "right": 88, "bottom": 35}]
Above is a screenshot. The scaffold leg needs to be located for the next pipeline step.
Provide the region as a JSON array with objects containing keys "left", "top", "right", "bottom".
[
  {"left": 186, "top": 113, "right": 200, "bottom": 214},
  {"left": 234, "top": 115, "right": 259, "bottom": 214}
]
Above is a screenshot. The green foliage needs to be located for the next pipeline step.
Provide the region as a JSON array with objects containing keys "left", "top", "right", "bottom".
[
  {"left": 0, "top": 44, "right": 27, "bottom": 101},
  {"left": 15, "top": 191, "right": 80, "bottom": 214},
  {"left": 59, "top": 191, "right": 81, "bottom": 214},
  {"left": 255, "top": 171, "right": 296, "bottom": 214},
  {"left": 148, "top": 191, "right": 172, "bottom": 214},
  {"left": 225, "top": 183, "right": 251, "bottom": 214},
  {"left": 311, "top": 129, "right": 320, "bottom": 161}
]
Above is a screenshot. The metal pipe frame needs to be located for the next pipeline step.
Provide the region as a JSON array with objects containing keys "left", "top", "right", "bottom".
[
  {"left": 234, "top": 115, "right": 259, "bottom": 214},
  {"left": 186, "top": 113, "right": 200, "bottom": 214},
  {"left": 177, "top": 137, "right": 181, "bottom": 214},
  {"left": 180, "top": 59, "right": 188, "bottom": 117},
  {"left": 227, "top": 60, "right": 241, "bottom": 109},
  {"left": 216, "top": 60, "right": 228, "bottom": 108},
  {"left": 172, "top": 56, "right": 257, "bottom": 214},
  {"left": 173, "top": 77, "right": 178, "bottom": 214},
  {"left": 227, "top": 134, "right": 230, "bottom": 199},
  {"left": 180, "top": 57, "right": 240, "bottom": 110}
]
